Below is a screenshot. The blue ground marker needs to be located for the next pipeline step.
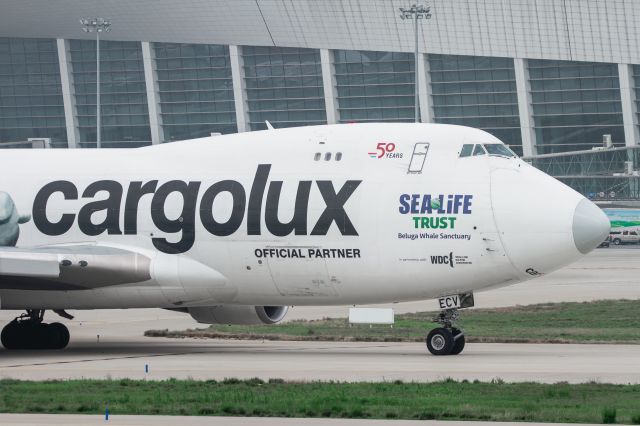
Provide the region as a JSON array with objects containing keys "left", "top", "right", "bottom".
[
  {"left": 105, "top": 406, "right": 109, "bottom": 421},
  {"left": 145, "top": 363, "right": 149, "bottom": 373}
]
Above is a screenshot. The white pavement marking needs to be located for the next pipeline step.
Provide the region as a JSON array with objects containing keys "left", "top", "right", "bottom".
[
  {"left": 0, "top": 340, "right": 638, "bottom": 384},
  {"left": 0, "top": 414, "right": 605, "bottom": 426}
]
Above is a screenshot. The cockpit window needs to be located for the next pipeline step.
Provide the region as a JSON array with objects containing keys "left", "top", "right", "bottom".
[
  {"left": 472, "top": 144, "right": 486, "bottom": 156},
  {"left": 460, "top": 143, "right": 515, "bottom": 158},
  {"left": 483, "top": 144, "right": 516, "bottom": 157},
  {"left": 459, "top": 144, "right": 473, "bottom": 157}
]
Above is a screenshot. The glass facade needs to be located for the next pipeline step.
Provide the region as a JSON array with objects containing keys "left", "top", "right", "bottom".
[
  {"left": 155, "top": 43, "right": 236, "bottom": 141},
  {"left": 633, "top": 65, "right": 640, "bottom": 138},
  {"left": 429, "top": 54, "right": 522, "bottom": 155},
  {"left": 0, "top": 37, "right": 66, "bottom": 147},
  {"left": 334, "top": 50, "right": 415, "bottom": 123},
  {"left": 0, "top": 37, "right": 637, "bottom": 163},
  {"left": 529, "top": 59, "right": 624, "bottom": 154},
  {"left": 243, "top": 46, "right": 326, "bottom": 130},
  {"left": 70, "top": 39, "right": 151, "bottom": 148}
]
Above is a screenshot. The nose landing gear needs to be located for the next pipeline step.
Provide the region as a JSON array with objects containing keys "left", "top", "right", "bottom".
[
  {"left": 426, "top": 293, "right": 474, "bottom": 356},
  {"left": 1, "top": 310, "right": 70, "bottom": 350},
  {"left": 426, "top": 308, "right": 465, "bottom": 356}
]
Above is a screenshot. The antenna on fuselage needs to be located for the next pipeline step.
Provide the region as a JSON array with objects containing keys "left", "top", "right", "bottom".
[{"left": 265, "top": 120, "right": 275, "bottom": 130}]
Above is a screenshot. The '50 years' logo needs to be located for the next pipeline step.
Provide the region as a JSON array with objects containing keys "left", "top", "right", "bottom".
[{"left": 368, "top": 142, "right": 403, "bottom": 159}]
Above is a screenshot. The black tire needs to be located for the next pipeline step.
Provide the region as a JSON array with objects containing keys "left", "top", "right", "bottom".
[
  {"left": 613, "top": 238, "right": 621, "bottom": 245},
  {"left": 450, "top": 328, "right": 465, "bottom": 355},
  {"left": 426, "top": 327, "right": 454, "bottom": 356},
  {"left": 48, "top": 323, "right": 70, "bottom": 349},
  {"left": 3, "top": 321, "right": 39, "bottom": 349},
  {"left": 1, "top": 321, "right": 20, "bottom": 350},
  {"left": 28, "top": 323, "right": 50, "bottom": 350}
]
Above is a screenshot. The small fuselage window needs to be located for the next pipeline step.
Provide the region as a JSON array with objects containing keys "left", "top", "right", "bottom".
[{"left": 315, "top": 152, "right": 342, "bottom": 161}]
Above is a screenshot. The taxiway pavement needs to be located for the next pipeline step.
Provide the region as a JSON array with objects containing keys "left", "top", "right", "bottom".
[{"left": 1, "top": 339, "right": 638, "bottom": 384}]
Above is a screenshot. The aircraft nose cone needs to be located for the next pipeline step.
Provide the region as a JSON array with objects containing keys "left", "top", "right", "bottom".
[
  {"left": 572, "top": 199, "right": 610, "bottom": 254},
  {"left": 491, "top": 163, "right": 610, "bottom": 277}
]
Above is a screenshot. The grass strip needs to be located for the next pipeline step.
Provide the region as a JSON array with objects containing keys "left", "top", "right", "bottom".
[
  {"left": 1, "top": 379, "right": 640, "bottom": 423},
  {"left": 146, "top": 299, "right": 640, "bottom": 344}
]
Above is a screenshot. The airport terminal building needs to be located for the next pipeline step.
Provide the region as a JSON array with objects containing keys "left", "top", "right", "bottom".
[{"left": 1, "top": 0, "right": 640, "bottom": 159}]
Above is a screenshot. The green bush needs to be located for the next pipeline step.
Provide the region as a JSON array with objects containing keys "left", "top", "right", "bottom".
[{"left": 602, "top": 407, "right": 617, "bottom": 424}]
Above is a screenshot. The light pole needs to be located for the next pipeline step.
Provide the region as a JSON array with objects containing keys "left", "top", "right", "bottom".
[
  {"left": 399, "top": 4, "right": 431, "bottom": 123},
  {"left": 80, "top": 17, "right": 111, "bottom": 148}
]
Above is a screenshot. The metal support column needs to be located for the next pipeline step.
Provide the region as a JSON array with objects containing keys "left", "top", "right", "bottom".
[
  {"left": 229, "top": 45, "right": 250, "bottom": 132},
  {"left": 320, "top": 49, "right": 339, "bottom": 124},
  {"left": 141, "top": 41, "right": 164, "bottom": 144},
  {"left": 399, "top": 4, "right": 431, "bottom": 123},
  {"left": 96, "top": 31, "right": 101, "bottom": 148},
  {"left": 413, "top": 13, "right": 419, "bottom": 122},
  {"left": 418, "top": 53, "right": 433, "bottom": 123},
  {"left": 618, "top": 63, "right": 639, "bottom": 147},
  {"left": 514, "top": 58, "right": 536, "bottom": 157},
  {"left": 56, "top": 38, "right": 79, "bottom": 148}
]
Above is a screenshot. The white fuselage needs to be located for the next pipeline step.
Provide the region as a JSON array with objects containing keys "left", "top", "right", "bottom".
[{"left": 0, "top": 123, "right": 608, "bottom": 310}]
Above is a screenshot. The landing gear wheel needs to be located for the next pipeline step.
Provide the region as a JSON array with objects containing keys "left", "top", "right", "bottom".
[
  {"left": 426, "top": 306, "right": 470, "bottom": 356},
  {"left": 450, "top": 327, "right": 465, "bottom": 355},
  {"left": 1, "top": 320, "right": 20, "bottom": 350},
  {"left": 47, "top": 323, "right": 70, "bottom": 349},
  {"left": 426, "top": 327, "right": 454, "bottom": 356},
  {"left": 1, "top": 310, "right": 71, "bottom": 350}
]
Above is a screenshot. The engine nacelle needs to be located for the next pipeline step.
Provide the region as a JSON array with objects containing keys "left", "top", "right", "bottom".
[{"left": 187, "top": 305, "right": 288, "bottom": 325}]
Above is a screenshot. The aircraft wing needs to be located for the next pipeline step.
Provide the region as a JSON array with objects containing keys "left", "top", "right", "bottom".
[{"left": 0, "top": 244, "right": 152, "bottom": 290}]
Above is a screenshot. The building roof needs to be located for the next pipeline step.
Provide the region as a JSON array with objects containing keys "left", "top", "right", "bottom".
[{"left": 1, "top": 0, "right": 640, "bottom": 64}]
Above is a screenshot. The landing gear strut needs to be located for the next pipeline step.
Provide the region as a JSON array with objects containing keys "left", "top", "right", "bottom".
[
  {"left": 1, "top": 310, "right": 70, "bottom": 350},
  {"left": 426, "top": 308, "right": 465, "bottom": 356}
]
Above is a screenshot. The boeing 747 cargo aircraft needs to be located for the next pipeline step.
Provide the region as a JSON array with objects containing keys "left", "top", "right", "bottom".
[{"left": 0, "top": 123, "right": 609, "bottom": 355}]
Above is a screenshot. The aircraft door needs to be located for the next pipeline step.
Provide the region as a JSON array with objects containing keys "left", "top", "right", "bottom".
[
  {"left": 408, "top": 143, "right": 430, "bottom": 174},
  {"left": 265, "top": 246, "right": 337, "bottom": 297}
]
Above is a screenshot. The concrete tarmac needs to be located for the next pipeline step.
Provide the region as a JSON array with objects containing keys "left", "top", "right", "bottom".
[
  {"left": 0, "top": 415, "right": 605, "bottom": 426},
  {"left": 1, "top": 339, "right": 638, "bottom": 384}
]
